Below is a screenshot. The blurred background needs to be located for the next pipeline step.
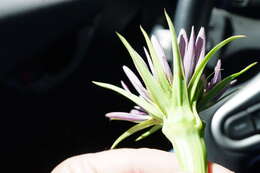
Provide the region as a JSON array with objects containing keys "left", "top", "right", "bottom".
[{"left": 0, "top": 0, "right": 259, "bottom": 172}]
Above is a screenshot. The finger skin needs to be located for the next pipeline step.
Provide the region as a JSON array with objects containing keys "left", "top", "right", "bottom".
[{"left": 52, "top": 148, "right": 234, "bottom": 173}]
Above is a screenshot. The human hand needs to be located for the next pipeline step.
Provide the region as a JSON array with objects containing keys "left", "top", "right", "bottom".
[{"left": 52, "top": 148, "right": 233, "bottom": 173}]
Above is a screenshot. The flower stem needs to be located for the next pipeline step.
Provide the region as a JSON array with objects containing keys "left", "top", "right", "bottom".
[{"left": 162, "top": 111, "right": 207, "bottom": 173}]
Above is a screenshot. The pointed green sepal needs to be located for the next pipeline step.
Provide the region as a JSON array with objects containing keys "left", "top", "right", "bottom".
[
  {"left": 111, "top": 119, "right": 156, "bottom": 149},
  {"left": 116, "top": 32, "right": 170, "bottom": 114},
  {"left": 135, "top": 125, "right": 161, "bottom": 141},
  {"left": 92, "top": 81, "right": 163, "bottom": 118},
  {"left": 164, "top": 10, "right": 190, "bottom": 107},
  {"left": 140, "top": 26, "right": 171, "bottom": 93},
  {"left": 190, "top": 77, "right": 204, "bottom": 110}
]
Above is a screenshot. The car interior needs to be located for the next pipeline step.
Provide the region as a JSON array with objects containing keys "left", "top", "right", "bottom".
[{"left": 0, "top": 0, "right": 260, "bottom": 172}]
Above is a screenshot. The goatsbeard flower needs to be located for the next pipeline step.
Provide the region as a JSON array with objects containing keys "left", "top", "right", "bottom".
[{"left": 93, "top": 11, "right": 256, "bottom": 173}]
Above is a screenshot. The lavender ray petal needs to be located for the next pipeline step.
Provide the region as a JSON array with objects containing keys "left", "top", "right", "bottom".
[
  {"left": 183, "top": 26, "right": 195, "bottom": 82},
  {"left": 211, "top": 59, "right": 222, "bottom": 86},
  {"left": 195, "top": 27, "right": 206, "bottom": 68},
  {"left": 151, "top": 35, "right": 173, "bottom": 82},
  {"left": 134, "top": 106, "right": 146, "bottom": 112},
  {"left": 105, "top": 112, "right": 150, "bottom": 122},
  {"left": 121, "top": 80, "right": 131, "bottom": 92},
  {"left": 144, "top": 47, "right": 155, "bottom": 75},
  {"left": 130, "top": 109, "right": 148, "bottom": 115},
  {"left": 122, "top": 66, "right": 150, "bottom": 100},
  {"left": 177, "top": 29, "right": 188, "bottom": 59}
]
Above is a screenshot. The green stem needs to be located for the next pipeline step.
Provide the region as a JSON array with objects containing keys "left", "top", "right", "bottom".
[{"left": 162, "top": 112, "right": 207, "bottom": 173}]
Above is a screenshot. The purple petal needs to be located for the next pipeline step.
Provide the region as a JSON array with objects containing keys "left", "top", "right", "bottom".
[
  {"left": 211, "top": 59, "right": 222, "bottom": 86},
  {"left": 134, "top": 105, "right": 146, "bottom": 112},
  {"left": 177, "top": 29, "right": 188, "bottom": 59},
  {"left": 195, "top": 27, "right": 206, "bottom": 68},
  {"left": 183, "top": 26, "right": 195, "bottom": 82},
  {"left": 151, "top": 35, "right": 173, "bottom": 82},
  {"left": 207, "top": 59, "right": 222, "bottom": 90},
  {"left": 144, "top": 47, "right": 155, "bottom": 75},
  {"left": 121, "top": 80, "right": 131, "bottom": 92},
  {"left": 130, "top": 108, "right": 147, "bottom": 115},
  {"left": 122, "top": 66, "right": 150, "bottom": 100},
  {"left": 105, "top": 112, "right": 150, "bottom": 122}
]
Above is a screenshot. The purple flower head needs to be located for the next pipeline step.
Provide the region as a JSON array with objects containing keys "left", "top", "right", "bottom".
[
  {"left": 102, "top": 27, "right": 231, "bottom": 123},
  {"left": 93, "top": 11, "right": 256, "bottom": 148}
]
